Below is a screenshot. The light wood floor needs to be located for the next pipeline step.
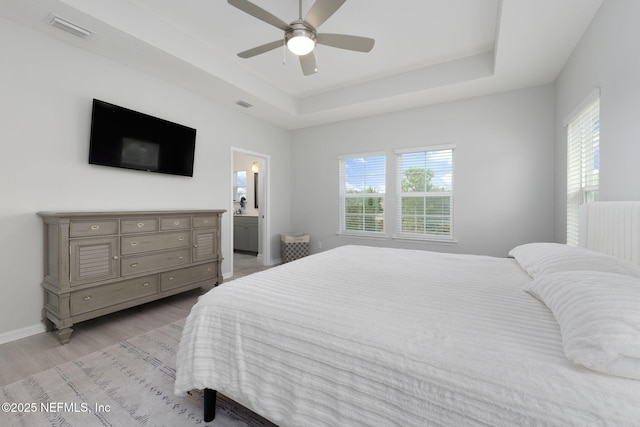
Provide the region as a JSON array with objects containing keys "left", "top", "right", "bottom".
[{"left": 0, "top": 253, "right": 271, "bottom": 387}]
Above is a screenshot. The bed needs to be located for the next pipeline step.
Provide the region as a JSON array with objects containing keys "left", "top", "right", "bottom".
[{"left": 175, "top": 201, "right": 640, "bottom": 426}]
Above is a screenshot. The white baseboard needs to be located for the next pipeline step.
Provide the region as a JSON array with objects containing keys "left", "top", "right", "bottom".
[{"left": 0, "top": 323, "right": 47, "bottom": 345}]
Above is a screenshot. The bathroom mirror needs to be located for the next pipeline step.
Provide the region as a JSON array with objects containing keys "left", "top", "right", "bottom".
[{"left": 254, "top": 172, "right": 258, "bottom": 209}]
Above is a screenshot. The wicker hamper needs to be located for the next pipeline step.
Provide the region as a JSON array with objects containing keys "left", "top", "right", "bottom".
[{"left": 281, "top": 233, "right": 310, "bottom": 263}]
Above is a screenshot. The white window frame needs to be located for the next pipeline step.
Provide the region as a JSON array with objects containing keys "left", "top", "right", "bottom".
[
  {"left": 394, "top": 144, "right": 455, "bottom": 242},
  {"left": 338, "top": 152, "right": 386, "bottom": 238},
  {"left": 565, "top": 89, "right": 600, "bottom": 246}
]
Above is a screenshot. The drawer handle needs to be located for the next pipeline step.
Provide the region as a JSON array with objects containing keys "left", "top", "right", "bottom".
[
  {"left": 83, "top": 295, "right": 92, "bottom": 301},
  {"left": 178, "top": 256, "right": 184, "bottom": 260},
  {"left": 168, "top": 276, "right": 174, "bottom": 281},
  {"left": 130, "top": 241, "right": 139, "bottom": 246},
  {"left": 193, "top": 244, "right": 198, "bottom": 248},
  {"left": 91, "top": 225, "right": 100, "bottom": 231},
  {"left": 203, "top": 219, "right": 209, "bottom": 224},
  {"left": 174, "top": 220, "right": 180, "bottom": 225},
  {"left": 130, "top": 263, "right": 139, "bottom": 268},
  {"left": 142, "top": 282, "right": 150, "bottom": 287},
  {"left": 113, "top": 255, "right": 119, "bottom": 260},
  {"left": 178, "top": 236, "right": 184, "bottom": 241},
  {"left": 137, "top": 222, "right": 145, "bottom": 228}
]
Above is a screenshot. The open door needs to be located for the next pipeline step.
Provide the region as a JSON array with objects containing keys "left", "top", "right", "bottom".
[{"left": 231, "top": 148, "right": 270, "bottom": 277}]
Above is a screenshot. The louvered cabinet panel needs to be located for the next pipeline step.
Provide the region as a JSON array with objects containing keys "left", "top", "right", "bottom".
[
  {"left": 69, "top": 237, "right": 119, "bottom": 286},
  {"left": 193, "top": 228, "right": 216, "bottom": 262}
]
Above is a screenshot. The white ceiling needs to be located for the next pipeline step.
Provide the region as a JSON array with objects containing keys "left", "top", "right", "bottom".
[{"left": 1, "top": 0, "right": 603, "bottom": 130}]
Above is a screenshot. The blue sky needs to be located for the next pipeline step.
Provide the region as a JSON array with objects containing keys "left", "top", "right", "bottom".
[
  {"left": 344, "top": 156, "right": 385, "bottom": 193},
  {"left": 345, "top": 151, "right": 453, "bottom": 193}
]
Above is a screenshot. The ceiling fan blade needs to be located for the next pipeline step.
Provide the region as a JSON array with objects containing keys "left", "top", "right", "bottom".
[
  {"left": 299, "top": 52, "right": 318, "bottom": 76},
  {"left": 304, "top": 0, "right": 346, "bottom": 29},
  {"left": 228, "top": 0, "right": 290, "bottom": 31},
  {"left": 317, "top": 33, "right": 375, "bottom": 52},
  {"left": 238, "top": 40, "right": 284, "bottom": 58}
]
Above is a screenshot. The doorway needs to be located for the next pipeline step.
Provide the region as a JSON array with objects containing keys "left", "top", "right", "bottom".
[{"left": 231, "top": 148, "right": 270, "bottom": 277}]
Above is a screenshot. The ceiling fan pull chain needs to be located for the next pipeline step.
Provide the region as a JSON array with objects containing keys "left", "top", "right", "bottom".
[{"left": 282, "top": 39, "right": 286, "bottom": 65}]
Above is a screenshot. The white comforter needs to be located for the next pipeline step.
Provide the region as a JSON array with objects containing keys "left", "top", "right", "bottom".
[{"left": 175, "top": 245, "right": 640, "bottom": 426}]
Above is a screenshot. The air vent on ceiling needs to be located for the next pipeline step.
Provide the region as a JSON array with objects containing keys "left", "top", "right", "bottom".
[
  {"left": 235, "top": 100, "right": 253, "bottom": 109},
  {"left": 48, "top": 14, "right": 93, "bottom": 39}
]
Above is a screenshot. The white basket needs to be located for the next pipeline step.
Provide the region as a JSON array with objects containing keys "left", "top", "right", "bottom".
[{"left": 281, "top": 233, "right": 310, "bottom": 243}]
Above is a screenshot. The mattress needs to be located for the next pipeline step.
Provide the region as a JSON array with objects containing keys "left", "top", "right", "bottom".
[{"left": 175, "top": 245, "right": 640, "bottom": 426}]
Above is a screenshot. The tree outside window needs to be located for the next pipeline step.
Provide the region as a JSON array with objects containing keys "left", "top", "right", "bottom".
[{"left": 396, "top": 147, "right": 454, "bottom": 240}]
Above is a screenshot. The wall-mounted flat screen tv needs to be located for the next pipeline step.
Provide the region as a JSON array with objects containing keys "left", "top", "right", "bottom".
[{"left": 89, "top": 99, "right": 196, "bottom": 177}]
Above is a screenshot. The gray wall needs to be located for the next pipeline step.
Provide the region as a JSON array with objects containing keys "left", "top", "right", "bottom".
[
  {"left": 0, "top": 16, "right": 291, "bottom": 338},
  {"left": 290, "top": 85, "right": 556, "bottom": 257},
  {"left": 554, "top": 0, "right": 640, "bottom": 242}
]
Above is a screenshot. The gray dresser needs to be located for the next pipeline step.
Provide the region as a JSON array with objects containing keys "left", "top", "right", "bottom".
[{"left": 38, "top": 209, "right": 225, "bottom": 344}]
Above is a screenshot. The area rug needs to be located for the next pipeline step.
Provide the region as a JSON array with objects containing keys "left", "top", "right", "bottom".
[{"left": 0, "top": 319, "right": 276, "bottom": 427}]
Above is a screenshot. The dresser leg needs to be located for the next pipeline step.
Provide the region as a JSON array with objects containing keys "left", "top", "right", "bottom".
[
  {"left": 55, "top": 327, "right": 73, "bottom": 345},
  {"left": 42, "top": 315, "right": 55, "bottom": 332}
]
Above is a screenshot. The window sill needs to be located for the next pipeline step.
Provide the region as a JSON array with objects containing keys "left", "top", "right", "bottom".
[
  {"left": 392, "top": 235, "right": 458, "bottom": 245},
  {"left": 337, "top": 232, "right": 389, "bottom": 241}
]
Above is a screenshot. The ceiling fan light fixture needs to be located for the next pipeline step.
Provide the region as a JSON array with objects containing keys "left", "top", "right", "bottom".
[
  {"left": 286, "top": 24, "right": 316, "bottom": 56},
  {"left": 228, "top": 0, "right": 374, "bottom": 75}
]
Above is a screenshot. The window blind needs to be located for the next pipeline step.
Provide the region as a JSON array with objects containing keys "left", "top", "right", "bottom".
[
  {"left": 338, "top": 153, "right": 386, "bottom": 235},
  {"left": 395, "top": 145, "right": 455, "bottom": 240},
  {"left": 566, "top": 93, "right": 600, "bottom": 246}
]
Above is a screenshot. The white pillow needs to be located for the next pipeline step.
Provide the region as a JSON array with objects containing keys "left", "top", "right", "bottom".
[
  {"left": 509, "top": 242, "right": 640, "bottom": 279},
  {"left": 524, "top": 271, "right": 640, "bottom": 380}
]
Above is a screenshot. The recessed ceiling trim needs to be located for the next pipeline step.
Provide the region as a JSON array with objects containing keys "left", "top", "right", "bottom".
[{"left": 2, "top": 0, "right": 600, "bottom": 129}]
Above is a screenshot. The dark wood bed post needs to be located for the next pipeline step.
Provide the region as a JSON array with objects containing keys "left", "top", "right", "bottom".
[{"left": 204, "top": 388, "right": 217, "bottom": 422}]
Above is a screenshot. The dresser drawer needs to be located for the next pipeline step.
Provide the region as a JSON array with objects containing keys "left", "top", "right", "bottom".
[
  {"left": 70, "top": 220, "right": 118, "bottom": 237},
  {"left": 121, "top": 231, "right": 191, "bottom": 255},
  {"left": 160, "top": 263, "right": 217, "bottom": 291},
  {"left": 121, "top": 248, "right": 191, "bottom": 276},
  {"left": 121, "top": 218, "right": 159, "bottom": 234},
  {"left": 70, "top": 275, "right": 158, "bottom": 315},
  {"left": 160, "top": 217, "right": 191, "bottom": 230},
  {"left": 193, "top": 215, "right": 217, "bottom": 228}
]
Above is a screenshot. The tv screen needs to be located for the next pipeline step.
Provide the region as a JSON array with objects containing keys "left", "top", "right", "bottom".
[{"left": 89, "top": 99, "right": 196, "bottom": 177}]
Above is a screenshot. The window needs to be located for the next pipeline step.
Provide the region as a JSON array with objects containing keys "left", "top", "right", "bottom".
[
  {"left": 234, "top": 170, "right": 247, "bottom": 202},
  {"left": 566, "top": 90, "right": 600, "bottom": 246},
  {"left": 338, "top": 153, "right": 386, "bottom": 235},
  {"left": 395, "top": 145, "right": 455, "bottom": 240}
]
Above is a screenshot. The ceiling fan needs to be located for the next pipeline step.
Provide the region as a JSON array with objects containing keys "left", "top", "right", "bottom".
[{"left": 228, "top": 0, "right": 375, "bottom": 76}]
